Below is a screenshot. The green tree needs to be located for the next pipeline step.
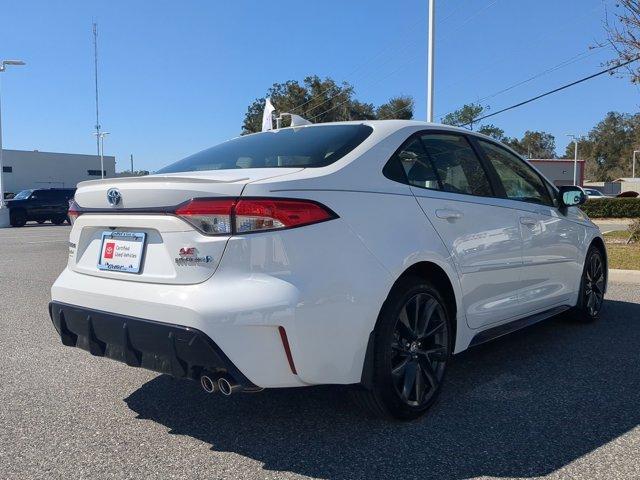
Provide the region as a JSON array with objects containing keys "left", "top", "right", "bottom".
[
  {"left": 441, "top": 103, "right": 486, "bottom": 129},
  {"left": 242, "top": 76, "right": 413, "bottom": 133},
  {"left": 566, "top": 111, "right": 640, "bottom": 181},
  {"left": 376, "top": 96, "right": 414, "bottom": 120},
  {"left": 477, "top": 124, "right": 505, "bottom": 141},
  {"left": 603, "top": 0, "right": 640, "bottom": 83},
  {"left": 506, "top": 131, "right": 556, "bottom": 159}
]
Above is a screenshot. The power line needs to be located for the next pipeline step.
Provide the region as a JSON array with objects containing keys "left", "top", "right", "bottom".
[
  {"left": 432, "top": 2, "right": 604, "bottom": 117},
  {"left": 457, "top": 56, "right": 640, "bottom": 127},
  {"left": 438, "top": 0, "right": 499, "bottom": 45},
  {"left": 473, "top": 47, "right": 603, "bottom": 105},
  {"left": 295, "top": 0, "right": 501, "bottom": 120},
  {"left": 435, "top": 46, "right": 605, "bottom": 121},
  {"left": 286, "top": 1, "right": 472, "bottom": 116}
]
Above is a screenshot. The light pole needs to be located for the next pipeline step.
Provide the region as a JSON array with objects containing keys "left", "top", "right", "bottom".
[
  {"left": 633, "top": 150, "right": 639, "bottom": 179},
  {"left": 427, "top": 0, "right": 435, "bottom": 122},
  {"left": 567, "top": 134, "right": 581, "bottom": 186},
  {"left": 0, "top": 59, "right": 26, "bottom": 228},
  {"left": 93, "top": 132, "right": 110, "bottom": 179}
]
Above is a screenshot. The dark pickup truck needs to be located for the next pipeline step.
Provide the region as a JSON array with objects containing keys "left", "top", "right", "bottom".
[{"left": 6, "top": 188, "right": 75, "bottom": 227}]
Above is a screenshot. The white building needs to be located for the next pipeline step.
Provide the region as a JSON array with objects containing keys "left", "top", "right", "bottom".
[{"left": 1, "top": 149, "right": 116, "bottom": 197}]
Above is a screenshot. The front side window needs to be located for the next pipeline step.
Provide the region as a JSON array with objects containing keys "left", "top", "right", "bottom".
[
  {"left": 479, "top": 140, "right": 553, "bottom": 206},
  {"left": 158, "top": 125, "right": 373, "bottom": 174},
  {"left": 420, "top": 134, "right": 493, "bottom": 196}
]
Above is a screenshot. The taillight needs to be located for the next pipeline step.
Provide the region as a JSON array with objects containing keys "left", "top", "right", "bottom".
[
  {"left": 174, "top": 198, "right": 235, "bottom": 235},
  {"left": 68, "top": 199, "right": 81, "bottom": 225},
  {"left": 235, "top": 199, "right": 335, "bottom": 233},
  {"left": 174, "top": 198, "right": 336, "bottom": 235}
]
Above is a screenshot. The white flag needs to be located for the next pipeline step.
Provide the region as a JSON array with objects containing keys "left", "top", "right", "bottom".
[{"left": 262, "top": 97, "right": 275, "bottom": 131}]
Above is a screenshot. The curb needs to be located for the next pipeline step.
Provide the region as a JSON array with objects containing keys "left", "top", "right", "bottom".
[{"left": 609, "top": 269, "right": 640, "bottom": 284}]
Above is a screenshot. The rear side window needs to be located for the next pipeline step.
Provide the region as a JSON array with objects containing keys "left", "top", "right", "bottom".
[
  {"left": 157, "top": 125, "right": 373, "bottom": 173},
  {"left": 395, "top": 138, "right": 440, "bottom": 190},
  {"left": 33, "top": 190, "right": 52, "bottom": 200},
  {"left": 420, "top": 134, "right": 493, "bottom": 196},
  {"left": 479, "top": 140, "right": 553, "bottom": 206},
  {"left": 384, "top": 133, "right": 494, "bottom": 197}
]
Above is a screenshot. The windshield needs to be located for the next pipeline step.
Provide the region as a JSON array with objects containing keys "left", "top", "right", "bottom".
[
  {"left": 157, "top": 124, "right": 373, "bottom": 174},
  {"left": 13, "top": 190, "right": 33, "bottom": 200}
]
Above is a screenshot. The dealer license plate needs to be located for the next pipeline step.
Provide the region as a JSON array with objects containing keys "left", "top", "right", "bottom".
[{"left": 97, "top": 231, "right": 146, "bottom": 274}]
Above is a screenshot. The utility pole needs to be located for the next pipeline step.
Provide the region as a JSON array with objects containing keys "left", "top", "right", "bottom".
[
  {"left": 633, "top": 150, "right": 639, "bottom": 179},
  {"left": 93, "top": 132, "right": 109, "bottom": 179},
  {"left": 130, "top": 154, "right": 134, "bottom": 173},
  {"left": 427, "top": 0, "right": 435, "bottom": 122},
  {"left": 567, "top": 134, "right": 581, "bottom": 186},
  {"left": 93, "top": 24, "right": 102, "bottom": 168}
]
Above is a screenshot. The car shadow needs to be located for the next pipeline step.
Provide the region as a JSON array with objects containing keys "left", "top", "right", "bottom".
[{"left": 124, "top": 299, "right": 640, "bottom": 480}]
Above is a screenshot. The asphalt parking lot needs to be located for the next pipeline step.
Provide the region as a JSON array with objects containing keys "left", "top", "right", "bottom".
[{"left": 1, "top": 225, "right": 640, "bottom": 480}]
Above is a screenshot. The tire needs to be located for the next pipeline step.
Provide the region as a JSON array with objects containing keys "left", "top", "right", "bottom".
[
  {"left": 9, "top": 209, "right": 27, "bottom": 227},
  {"left": 51, "top": 215, "right": 66, "bottom": 225},
  {"left": 569, "top": 246, "right": 606, "bottom": 322},
  {"left": 352, "top": 275, "right": 453, "bottom": 420}
]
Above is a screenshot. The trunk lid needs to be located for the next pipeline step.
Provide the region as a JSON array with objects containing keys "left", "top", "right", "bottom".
[
  {"left": 74, "top": 169, "right": 301, "bottom": 209},
  {"left": 69, "top": 168, "right": 302, "bottom": 285}
]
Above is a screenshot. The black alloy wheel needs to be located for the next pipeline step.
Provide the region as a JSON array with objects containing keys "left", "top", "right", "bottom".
[
  {"left": 351, "top": 276, "right": 452, "bottom": 420},
  {"left": 583, "top": 249, "right": 605, "bottom": 318},
  {"left": 570, "top": 246, "right": 606, "bottom": 322},
  {"left": 391, "top": 293, "right": 449, "bottom": 407}
]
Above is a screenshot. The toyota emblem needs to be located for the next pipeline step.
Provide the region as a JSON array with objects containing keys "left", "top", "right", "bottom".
[{"left": 106, "top": 188, "right": 122, "bottom": 207}]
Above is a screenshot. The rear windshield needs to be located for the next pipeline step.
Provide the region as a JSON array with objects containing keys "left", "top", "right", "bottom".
[{"left": 157, "top": 124, "right": 373, "bottom": 173}]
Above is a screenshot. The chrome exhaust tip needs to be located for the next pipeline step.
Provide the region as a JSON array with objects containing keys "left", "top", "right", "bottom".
[
  {"left": 217, "top": 376, "right": 241, "bottom": 396},
  {"left": 200, "top": 374, "right": 218, "bottom": 394}
]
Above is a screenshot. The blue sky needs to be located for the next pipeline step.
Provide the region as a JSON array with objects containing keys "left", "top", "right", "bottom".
[{"left": 0, "top": 0, "right": 637, "bottom": 172}]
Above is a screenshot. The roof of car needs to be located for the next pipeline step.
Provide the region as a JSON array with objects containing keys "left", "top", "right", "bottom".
[{"left": 268, "top": 119, "right": 493, "bottom": 139}]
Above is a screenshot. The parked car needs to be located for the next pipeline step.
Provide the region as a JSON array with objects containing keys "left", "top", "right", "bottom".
[
  {"left": 7, "top": 188, "right": 76, "bottom": 227},
  {"left": 49, "top": 121, "right": 606, "bottom": 420},
  {"left": 617, "top": 191, "right": 639, "bottom": 198},
  {"left": 583, "top": 188, "right": 609, "bottom": 199}
]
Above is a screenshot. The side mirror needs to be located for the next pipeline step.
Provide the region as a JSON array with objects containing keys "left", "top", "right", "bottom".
[{"left": 558, "top": 186, "right": 587, "bottom": 207}]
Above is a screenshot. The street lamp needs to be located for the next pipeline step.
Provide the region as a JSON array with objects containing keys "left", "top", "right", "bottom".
[
  {"left": 0, "top": 59, "right": 26, "bottom": 228},
  {"left": 633, "top": 150, "right": 639, "bottom": 179},
  {"left": 92, "top": 132, "right": 110, "bottom": 179},
  {"left": 566, "top": 134, "right": 582, "bottom": 186}
]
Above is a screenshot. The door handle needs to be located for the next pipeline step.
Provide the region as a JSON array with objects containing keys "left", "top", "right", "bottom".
[
  {"left": 435, "top": 209, "right": 463, "bottom": 220},
  {"left": 520, "top": 217, "right": 538, "bottom": 227}
]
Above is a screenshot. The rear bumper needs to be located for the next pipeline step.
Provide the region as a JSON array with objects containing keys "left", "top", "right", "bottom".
[{"left": 48, "top": 301, "right": 257, "bottom": 389}]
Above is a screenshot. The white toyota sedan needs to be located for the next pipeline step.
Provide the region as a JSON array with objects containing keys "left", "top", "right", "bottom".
[{"left": 49, "top": 121, "right": 607, "bottom": 420}]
